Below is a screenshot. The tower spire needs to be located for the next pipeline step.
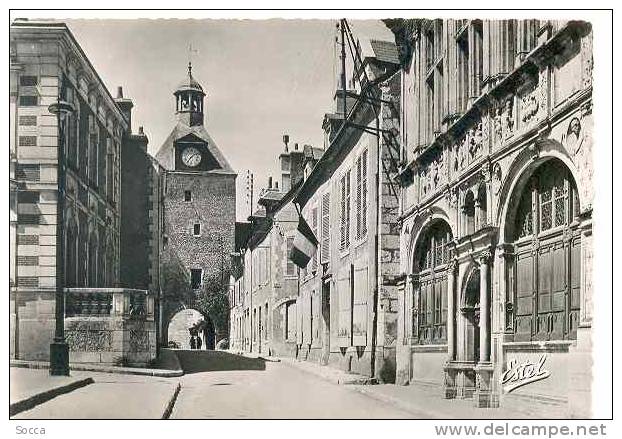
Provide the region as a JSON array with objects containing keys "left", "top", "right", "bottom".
[{"left": 188, "top": 61, "right": 192, "bottom": 77}]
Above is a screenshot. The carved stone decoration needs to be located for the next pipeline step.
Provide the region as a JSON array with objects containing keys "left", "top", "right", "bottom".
[
  {"left": 66, "top": 329, "right": 113, "bottom": 352},
  {"left": 479, "top": 250, "right": 492, "bottom": 265},
  {"left": 459, "top": 133, "right": 469, "bottom": 169},
  {"left": 469, "top": 123, "right": 483, "bottom": 160},
  {"left": 454, "top": 120, "right": 484, "bottom": 173},
  {"left": 480, "top": 115, "right": 490, "bottom": 153},
  {"left": 581, "top": 31, "right": 593, "bottom": 90},
  {"left": 433, "top": 153, "right": 445, "bottom": 190},
  {"left": 520, "top": 83, "right": 540, "bottom": 127},
  {"left": 492, "top": 163, "right": 503, "bottom": 195},
  {"left": 502, "top": 98, "right": 515, "bottom": 141},
  {"left": 420, "top": 168, "right": 429, "bottom": 196},
  {"left": 480, "top": 160, "right": 492, "bottom": 183},
  {"left": 493, "top": 98, "right": 515, "bottom": 147},
  {"left": 430, "top": 159, "right": 438, "bottom": 190},
  {"left": 129, "top": 329, "right": 150, "bottom": 352},
  {"left": 519, "top": 71, "right": 547, "bottom": 130},
  {"left": 493, "top": 106, "right": 503, "bottom": 147},
  {"left": 561, "top": 116, "right": 593, "bottom": 208},
  {"left": 447, "top": 186, "right": 459, "bottom": 209}
]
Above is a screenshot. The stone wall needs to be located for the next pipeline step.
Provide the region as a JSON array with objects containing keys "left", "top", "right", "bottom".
[
  {"left": 161, "top": 171, "right": 236, "bottom": 341},
  {"left": 65, "top": 288, "right": 156, "bottom": 366},
  {"left": 120, "top": 133, "right": 151, "bottom": 290}
]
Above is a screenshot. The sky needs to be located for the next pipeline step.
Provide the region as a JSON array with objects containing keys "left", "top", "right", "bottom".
[{"left": 61, "top": 18, "right": 394, "bottom": 220}]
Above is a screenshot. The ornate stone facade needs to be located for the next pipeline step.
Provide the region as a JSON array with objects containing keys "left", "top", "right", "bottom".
[{"left": 388, "top": 19, "right": 593, "bottom": 416}]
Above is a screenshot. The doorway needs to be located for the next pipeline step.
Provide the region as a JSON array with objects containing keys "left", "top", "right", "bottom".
[{"left": 461, "top": 268, "right": 480, "bottom": 363}]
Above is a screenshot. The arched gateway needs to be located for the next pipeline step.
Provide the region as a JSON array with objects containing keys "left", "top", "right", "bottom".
[{"left": 163, "top": 304, "right": 216, "bottom": 350}]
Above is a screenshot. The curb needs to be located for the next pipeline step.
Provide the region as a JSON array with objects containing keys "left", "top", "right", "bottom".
[
  {"left": 10, "top": 360, "right": 183, "bottom": 378},
  {"left": 10, "top": 377, "right": 94, "bottom": 417},
  {"left": 279, "top": 357, "right": 375, "bottom": 385},
  {"left": 236, "top": 352, "right": 282, "bottom": 363},
  {"left": 161, "top": 382, "right": 181, "bottom": 419},
  {"left": 351, "top": 386, "right": 441, "bottom": 418}
]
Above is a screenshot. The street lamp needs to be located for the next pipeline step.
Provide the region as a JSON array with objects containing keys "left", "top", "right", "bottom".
[{"left": 48, "top": 85, "right": 74, "bottom": 376}]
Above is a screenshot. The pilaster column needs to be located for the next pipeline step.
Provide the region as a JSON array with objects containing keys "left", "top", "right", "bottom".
[
  {"left": 446, "top": 259, "right": 457, "bottom": 361},
  {"left": 579, "top": 217, "right": 593, "bottom": 327},
  {"left": 479, "top": 251, "right": 491, "bottom": 363},
  {"left": 474, "top": 200, "right": 481, "bottom": 230},
  {"left": 409, "top": 273, "right": 419, "bottom": 343},
  {"left": 397, "top": 275, "right": 407, "bottom": 345}
]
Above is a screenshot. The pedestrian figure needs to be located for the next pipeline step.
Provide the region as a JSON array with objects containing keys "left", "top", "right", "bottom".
[
  {"left": 190, "top": 336, "right": 196, "bottom": 350},
  {"left": 196, "top": 335, "right": 202, "bottom": 350}
]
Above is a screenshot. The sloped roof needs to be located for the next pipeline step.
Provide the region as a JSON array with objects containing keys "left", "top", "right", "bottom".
[
  {"left": 258, "top": 189, "right": 286, "bottom": 204},
  {"left": 368, "top": 39, "right": 400, "bottom": 65},
  {"left": 154, "top": 120, "right": 235, "bottom": 174},
  {"left": 303, "top": 144, "right": 325, "bottom": 162}
]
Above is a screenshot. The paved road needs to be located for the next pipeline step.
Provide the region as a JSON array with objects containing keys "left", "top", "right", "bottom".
[
  {"left": 12, "top": 371, "right": 177, "bottom": 419},
  {"left": 170, "top": 352, "right": 416, "bottom": 419}
]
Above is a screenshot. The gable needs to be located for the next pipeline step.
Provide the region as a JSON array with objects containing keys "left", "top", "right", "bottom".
[{"left": 154, "top": 121, "right": 235, "bottom": 174}]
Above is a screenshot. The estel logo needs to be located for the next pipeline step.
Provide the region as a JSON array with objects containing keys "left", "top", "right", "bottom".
[{"left": 502, "top": 354, "right": 551, "bottom": 393}]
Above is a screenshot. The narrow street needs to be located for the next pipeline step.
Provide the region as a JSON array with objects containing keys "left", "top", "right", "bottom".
[
  {"left": 12, "top": 352, "right": 422, "bottom": 419},
  {"left": 170, "top": 351, "right": 417, "bottom": 419}
]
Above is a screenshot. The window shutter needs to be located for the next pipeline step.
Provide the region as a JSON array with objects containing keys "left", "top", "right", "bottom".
[
  {"left": 361, "top": 150, "right": 368, "bottom": 237},
  {"left": 311, "top": 207, "right": 318, "bottom": 272},
  {"left": 320, "top": 193, "right": 330, "bottom": 263},
  {"left": 339, "top": 175, "right": 347, "bottom": 250},
  {"left": 286, "top": 237, "right": 295, "bottom": 276},
  {"left": 345, "top": 170, "right": 351, "bottom": 248},
  {"left": 355, "top": 156, "right": 362, "bottom": 239}
]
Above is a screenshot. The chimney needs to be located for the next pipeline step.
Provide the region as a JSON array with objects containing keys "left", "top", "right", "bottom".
[
  {"left": 115, "top": 85, "right": 134, "bottom": 133},
  {"left": 279, "top": 135, "right": 292, "bottom": 193},
  {"left": 288, "top": 142, "right": 305, "bottom": 187},
  {"left": 133, "top": 126, "right": 149, "bottom": 151},
  {"left": 334, "top": 88, "right": 356, "bottom": 118},
  {"left": 274, "top": 181, "right": 279, "bottom": 190},
  {"left": 268, "top": 176, "right": 273, "bottom": 189},
  {"left": 283, "top": 134, "right": 289, "bottom": 152}
]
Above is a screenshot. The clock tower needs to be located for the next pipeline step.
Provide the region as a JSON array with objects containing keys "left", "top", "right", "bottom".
[{"left": 154, "top": 63, "right": 236, "bottom": 348}]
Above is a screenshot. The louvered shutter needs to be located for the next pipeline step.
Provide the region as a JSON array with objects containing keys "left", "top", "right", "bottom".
[
  {"left": 345, "top": 170, "right": 351, "bottom": 248},
  {"left": 320, "top": 193, "right": 330, "bottom": 263},
  {"left": 361, "top": 150, "right": 368, "bottom": 237},
  {"left": 311, "top": 207, "right": 318, "bottom": 272},
  {"left": 355, "top": 156, "right": 362, "bottom": 239},
  {"left": 340, "top": 176, "right": 346, "bottom": 250}
]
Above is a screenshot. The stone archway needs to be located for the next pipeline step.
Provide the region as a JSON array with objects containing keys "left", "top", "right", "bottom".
[{"left": 164, "top": 305, "right": 216, "bottom": 350}]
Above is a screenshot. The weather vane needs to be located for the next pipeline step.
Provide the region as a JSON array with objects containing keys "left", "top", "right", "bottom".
[{"left": 188, "top": 43, "right": 199, "bottom": 74}]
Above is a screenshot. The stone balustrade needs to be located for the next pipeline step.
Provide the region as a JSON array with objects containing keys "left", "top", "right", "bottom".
[
  {"left": 64, "top": 288, "right": 156, "bottom": 366},
  {"left": 65, "top": 288, "right": 155, "bottom": 320}
]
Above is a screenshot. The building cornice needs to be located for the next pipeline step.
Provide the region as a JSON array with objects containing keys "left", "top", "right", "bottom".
[{"left": 11, "top": 20, "right": 129, "bottom": 131}]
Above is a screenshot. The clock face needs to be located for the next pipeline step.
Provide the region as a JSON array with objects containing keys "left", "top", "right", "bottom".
[{"left": 182, "top": 147, "right": 202, "bottom": 167}]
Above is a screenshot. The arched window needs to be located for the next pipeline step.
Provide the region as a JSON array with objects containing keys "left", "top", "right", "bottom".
[
  {"left": 413, "top": 220, "right": 453, "bottom": 345},
  {"left": 510, "top": 159, "right": 581, "bottom": 341}
]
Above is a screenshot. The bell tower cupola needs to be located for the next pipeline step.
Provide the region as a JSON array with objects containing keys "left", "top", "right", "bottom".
[{"left": 174, "top": 62, "right": 205, "bottom": 127}]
